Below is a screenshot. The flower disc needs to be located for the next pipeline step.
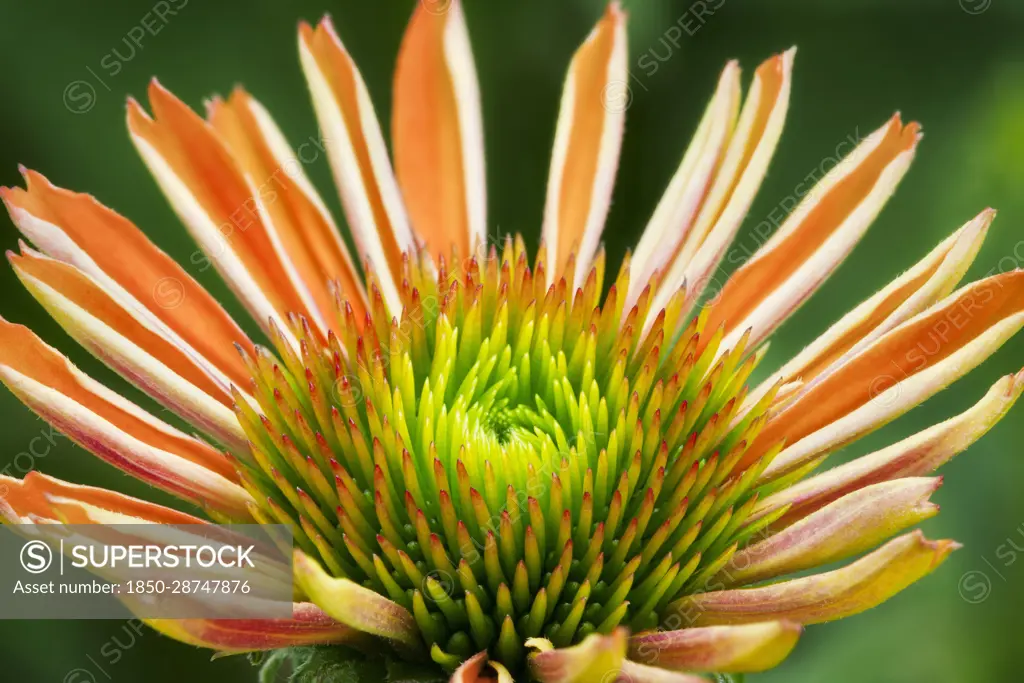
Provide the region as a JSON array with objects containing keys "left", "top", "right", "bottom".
[{"left": 236, "top": 239, "right": 779, "bottom": 673}]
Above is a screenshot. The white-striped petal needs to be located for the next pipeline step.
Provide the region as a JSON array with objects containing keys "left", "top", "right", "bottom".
[
  {"left": 299, "top": 18, "right": 416, "bottom": 312},
  {"left": 541, "top": 3, "right": 628, "bottom": 283}
]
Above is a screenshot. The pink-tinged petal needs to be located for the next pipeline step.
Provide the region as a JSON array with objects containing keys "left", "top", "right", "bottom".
[
  {"left": 0, "top": 470, "right": 207, "bottom": 525},
  {"left": 393, "top": 0, "right": 486, "bottom": 260},
  {"left": 0, "top": 317, "right": 236, "bottom": 480},
  {"left": 629, "top": 60, "right": 741, "bottom": 304},
  {"left": 146, "top": 602, "right": 361, "bottom": 652},
  {"left": 650, "top": 49, "right": 795, "bottom": 325},
  {"left": 753, "top": 368, "right": 1024, "bottom": 526},
  {"left": 208, "top": 88, "right": 368, "bottom": 322},
  {"left": 127, "top": 81, "right": 322, "bottom": 340},
  {"left": 0, "top": 360, "right": 252, "bottom": 520},
  {"left": 1, "top": 170, "right": 255, "bottom": 393},
  {"left": 0, "top": 318, "right": 249, "bottom": 519},
  {"left": 629, "top": 621, "right": 802, "bottom": 673},
  {"left": 668, "top": 531, "right": 958, "bottom": 626},
  {"left": 744, "top": 210, "right": 992, "bottom": 414},
  {"left": 299, "top": 18, "right": 416, "bottom": 312},
  {"left": 451, "top": 652, "right": 494, "bottom": 683},
  {"left": 541, "top": 3, "right": 628, "bottom": 282},
  {"left": 528, "top": 629, "right": 627, "bottom": 682},
  {"left": 748, "top": 271, "right": 1024, "bottom": 483},
  {"left": 721, "top": 478, "right": 940, "bottom": 587},
  {"left": 705, "top": 114, "right": 920, "bottom": 353},
  {"left": 9, "top": 248, "right": 246, "bottom": 450},
  {"left": 293, "top": 550, "right": 422, "bottom": 654},
  {"left": 617, "top": 661, "right": 708, "bottom": 683}
]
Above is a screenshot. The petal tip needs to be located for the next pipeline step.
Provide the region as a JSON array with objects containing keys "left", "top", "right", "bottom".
[
  {"left": 921, "top": 534, "right": 961, "bottom": 563},
  {"left": 778, "top": 46, "right": 798, "bottom": 69},
  {"left": 319, "top": 14, "right": 339, "bottom": 38},
  {"left": 956, "top": 209, "right": 997, "bottom": 245}
]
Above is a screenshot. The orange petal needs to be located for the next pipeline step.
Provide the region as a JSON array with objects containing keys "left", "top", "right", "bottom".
[
  {"left": 0, "top": 317, "right": 235, "bottom": 479},
  {"left": 669, "top": 531, "right": 958, "bottom": 626},
  {"left": 1, "top": 170, "right": 254, "bottom": 392},
  {"left": 721, "top": 478, "right": 940, "bottom": 587},
  {"left": 128, "top": 80, "right": 323, "bottom": 338},
  {"left": 705, "top": 114, "right": 920, "bottom": 353},
  {"left": 0, "top": 322, "right": 251, "bottom": 520},
  {"left": 0, "top": 470, "right": 207, "bottom": 524},
  {"left": 629, "top": 621, "right": 802, "bottom": 673},
  {"left": 650, "top": 49, "right": 795, "bottom": 325},
  {"left": 0, "top": 473, "right": 52, "bottom": 522},
  {"left": 541, "top": 2, "right": 628, "bottom": 282},
  {"left": 745, "top": 210, "right": 991, "bottom": 413},
  {"left": 299, "top": 18, "right": 416, "bottom": 311},
  {"left": 10, "top": 247, "right": 245, "bottom": 450},
  {"left": 753, "top": 368, "right": 1024, "bottom": 526},
  {"left": 393, "top": 0, "right": 486, "bottom": 260},
  {"left": 749, "top": 271, "right": 1024, "bottom": 483},
  {"left": 146, "top": 602, "right": 359, "bottom": 652},
  {"left": 629, "top": 60, "right": 741, "bottom": 302},
  {"left": 208, "top": 88, "right": 368, "bottom": 321}
]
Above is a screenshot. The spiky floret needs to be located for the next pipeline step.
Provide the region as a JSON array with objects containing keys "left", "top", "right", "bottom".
[{"left": 234, "top": 235, "right": 783, "bottom": 674}]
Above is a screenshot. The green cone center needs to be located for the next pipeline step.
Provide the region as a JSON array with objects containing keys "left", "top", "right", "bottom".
[{"left": 234, "top": 242, "right": 779, "bottom": 675}]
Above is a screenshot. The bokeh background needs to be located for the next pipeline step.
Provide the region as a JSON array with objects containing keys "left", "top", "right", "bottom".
[{"left": 2, "top": 0, "right": 1023, "bottom": 681}]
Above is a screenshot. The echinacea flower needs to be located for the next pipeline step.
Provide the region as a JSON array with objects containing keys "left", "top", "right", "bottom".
[{"left": 2, "top": 2, "right": 1023, "bottom": 681}]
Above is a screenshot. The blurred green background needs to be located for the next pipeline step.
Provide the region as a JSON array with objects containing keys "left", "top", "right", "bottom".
[{"left": 2, "top": 0, "right": 1024, "bottom": 681}]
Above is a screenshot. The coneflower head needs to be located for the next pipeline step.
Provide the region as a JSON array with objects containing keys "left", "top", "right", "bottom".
[{"left": 235, "top": 237, "right": 779, "bottom": 673}]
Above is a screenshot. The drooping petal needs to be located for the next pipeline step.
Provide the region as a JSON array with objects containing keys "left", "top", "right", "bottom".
[
  {"left": 1, "top": 170, "right": 255, "bottom": 392},
  {"left": 9, "top": 247, "right": 246, "bottom": 451},
  {"left": 527, "top": 629, "right": 627, "bottom": 682},
  {"left": 293, "top": 550, "right": 422, "bottom": 654},
  {"left": 669, "top": 531, "right": 958, "bottom": 626},
  {"left": 0, "top": 470, "right": 208, "bottom": 525},
  {"left": 393, "top": 0, "right": 486, "bottom": 260},
  {"left": 299, "top": 17, "right": 416, "bottom": 312},
  {"left": 541, "top": 2, "right": 628, "bottom": 282},
  {"left": 207, "top": 88, "right": 368, "bottom": 320},
  {"left": 720, "top": 478, "right": 940, "bottom": 587},
  {"left": 750, "top": 271, "right": 1024, "bottom": 483},
  {"left": 705, "top": 114, "right": 921, "bottom": 353},
  {"left": 628, "top": 60, "right": 741, "bottom": 302},
  {"left": 0, "top": 319, "right": 252, "bottom": 520},
  {"left": 744, "top": 210, "right": 992, "bottom": 412},
  {"left": 127, "top": 80, "right": 323, "bottom": 339},
  {"left": 649, "top": 49, "right": 795, "bottom": 324},
  {"left": 753, "top": 368, "right": 1024, "bottom": 526},
  {"left": 617, "top": 661, "right": 709, "bottom": 683},
  {"left": 146, "top": 602, "right": 360, "bottom": 652},
  {"left": 628, "top": 621, "right": 802, "bottom": 674}
]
